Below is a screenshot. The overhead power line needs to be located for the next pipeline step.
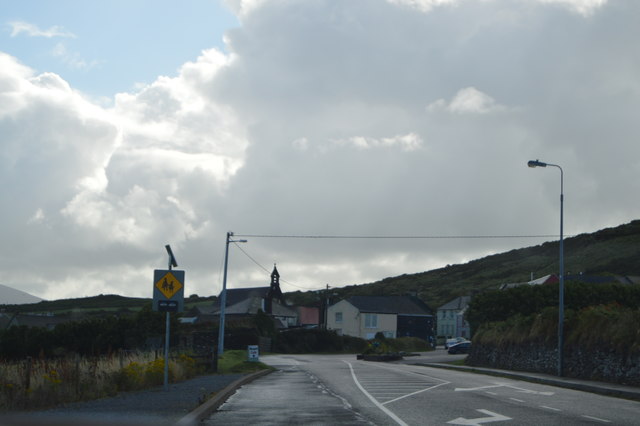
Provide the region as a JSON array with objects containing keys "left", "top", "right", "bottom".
[
  {"left": 231, "top": 241, "right": 319, "bottom": 291},
  {"left": 235, "top": 234, "right": 563, "bottom": 239}
]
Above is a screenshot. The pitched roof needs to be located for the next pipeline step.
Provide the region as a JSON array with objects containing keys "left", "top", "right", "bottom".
[
  {"left": 438, "top": 296, "right": 471, "bottom": 311},
  {"left": 345, "top": 296, "right": 432, "bottom": 316},
  {"left": 218, "top": 287, "right": 270, "bottom": 307}
]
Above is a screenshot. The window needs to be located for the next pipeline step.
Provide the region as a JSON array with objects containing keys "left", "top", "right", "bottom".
[
  {"left": 335, "top": 312, "right": 343, "bottom": 323},
  {"left": 364, "top": 313, "right": 378, "bottom": 328}
]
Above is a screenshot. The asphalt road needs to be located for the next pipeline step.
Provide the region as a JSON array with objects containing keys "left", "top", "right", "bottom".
[{"left": 206, "top": 350, "right": 640, "bottom": 425}]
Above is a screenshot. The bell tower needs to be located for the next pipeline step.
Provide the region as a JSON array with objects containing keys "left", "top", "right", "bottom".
[{"left": 265, "top": 264, "right": 284, "bottom": 313}]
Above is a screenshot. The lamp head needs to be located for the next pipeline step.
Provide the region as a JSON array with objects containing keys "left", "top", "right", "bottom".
[{"left": 528, "top": 159, "right": 547, "bottom": 168}]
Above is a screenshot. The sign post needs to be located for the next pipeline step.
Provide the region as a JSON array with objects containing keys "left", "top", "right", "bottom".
[{"left": 152, "top": 245, "right": 184, "bottom": 391}]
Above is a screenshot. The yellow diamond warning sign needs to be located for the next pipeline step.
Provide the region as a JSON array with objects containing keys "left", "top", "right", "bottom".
[{"left": 155, "top": 271, "right": 183, "bottom": 299}]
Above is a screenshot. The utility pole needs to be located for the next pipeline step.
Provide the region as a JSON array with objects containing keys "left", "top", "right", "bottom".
[
  {"left": 217, "top": 232, "right": 247, "bottom": 357},
  {"left": 324, "top": 284, "right": 330, "bottom": 330}
]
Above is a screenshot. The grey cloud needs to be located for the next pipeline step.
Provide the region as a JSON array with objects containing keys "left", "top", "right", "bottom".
[{"left": 2, "top": 1, "right": 640, "bottom": 299}]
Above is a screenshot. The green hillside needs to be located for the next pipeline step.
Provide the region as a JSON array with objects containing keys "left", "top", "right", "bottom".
[
  {"left": 286, "top": 220, "right": 640, "bottom": 310},
  {"left": 1, "top": 293, "right": 217, "bottom": 315},
  {"left": 4, "top": 220, "right": 639, "bottom": 314}
]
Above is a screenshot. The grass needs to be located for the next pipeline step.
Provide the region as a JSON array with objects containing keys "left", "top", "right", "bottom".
[{"left": 217, "top": 350, "right": 274, "bottom": 374}]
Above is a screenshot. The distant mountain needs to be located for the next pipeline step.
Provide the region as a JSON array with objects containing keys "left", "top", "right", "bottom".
[
  {"left": 0, "top": 284, "right": 43, "bottom": 305},
  {"left": 286, "top": 220, "right": 640, "bottom": 310}
]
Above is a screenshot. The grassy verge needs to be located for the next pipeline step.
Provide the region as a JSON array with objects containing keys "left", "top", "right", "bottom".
[{"left": 217, "top": 350, "right": 274, "bottom": 374}]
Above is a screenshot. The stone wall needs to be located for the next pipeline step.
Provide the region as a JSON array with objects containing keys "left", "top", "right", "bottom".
[{"left": 467, "top": 342, "right": 640, "bottom": 386}]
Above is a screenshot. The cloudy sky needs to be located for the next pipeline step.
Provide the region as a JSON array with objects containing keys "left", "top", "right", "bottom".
[{"left": 1, "top": 0, "right": 638, "bottom": 301}]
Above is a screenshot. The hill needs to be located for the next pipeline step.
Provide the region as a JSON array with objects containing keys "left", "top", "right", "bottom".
[
  {"left": 0, "top": 294, "right": 150, "bottom": 314},
  {"left": 285, "top": 220, "right": 640, "bottom": 310},
  {"left": 0, "top": 284, "right": 43, "bottom": 305},
  {"left": 3, "top": 220, "right": 639, "bottom": 315}
]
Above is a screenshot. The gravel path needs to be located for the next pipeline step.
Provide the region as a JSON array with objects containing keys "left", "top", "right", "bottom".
[{"left": 2, "top": 373, "right": 245, "bottom": 425}]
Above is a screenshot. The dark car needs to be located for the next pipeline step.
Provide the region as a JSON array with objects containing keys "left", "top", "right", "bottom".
[
  {"left": 447, "top": 341, "right": 471, "bottom": 354},
  {"left": 444, "top": 337, "right": 468, "bottom": 349}
]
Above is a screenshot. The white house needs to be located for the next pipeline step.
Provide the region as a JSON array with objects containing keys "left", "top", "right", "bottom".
[
  {"left": 327, "top": 295, "right": 434, "bottom": 341},
  {"left": 437, "top": 296, "right": 471, "bottom": 339}
]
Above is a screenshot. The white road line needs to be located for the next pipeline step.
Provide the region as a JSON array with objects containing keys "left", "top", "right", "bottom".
[
  {"left": 382, "top": 381, "right": 450, "bottom": 405},
  {"left": 540, "top": 405, "right": 561, "bottom": 412},
  {"left": 357, "top": 360, "right": 451, "bottom": 384},
  {"left": 456, "top": 383, "right": 554, "bottom": 396},
  {"left": 582, "top": 415, "right": 611, "bottom": 423},
  {"left": 344, "top": 361, "right": 409, "bottom": 426},
  {"left": 509, "top": 398, "right": 525, "bottom": 403},
  {"left": 485, "top": 392, "right": 498, "bottom": 395}
]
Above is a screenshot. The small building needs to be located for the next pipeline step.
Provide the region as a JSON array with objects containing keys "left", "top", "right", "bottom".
[
  {"left": 326, "top": 295, "right": 434, "bottom": 341},
  {"left": 213, "top": 265, "right": 298, "bottom": 328},
  {"left": 296, "top": 306, "right": 320, "bottom": 327},
  {"left": 437, "top": 296, "right": 471, "bottom": 339}
]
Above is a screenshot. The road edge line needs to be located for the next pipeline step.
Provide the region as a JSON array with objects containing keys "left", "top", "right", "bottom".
[{"left": 175, "top": 369, "right": 273, "bottom": 426}]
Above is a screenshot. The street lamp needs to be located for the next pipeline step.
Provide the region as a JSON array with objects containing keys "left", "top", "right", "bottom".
[
  {"left": 528, "top": 159, "right": 564, "bottom": 376},
  {"left": 218, "top": 231, "right": 247, "bottom": 357}
]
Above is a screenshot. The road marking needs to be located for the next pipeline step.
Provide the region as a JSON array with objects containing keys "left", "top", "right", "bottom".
[
  {"left": 485, "top": 392, "right": 497, "bottom": 395},
  {"left": 509, "top": 398, "right": 525, "bottom": 403},
  {"left": 455, "top": 384, "right": 503, "bottom": 392},
  {"left": 540, "top": 405, "right": 561, "bottom": 412},
  {"left": 344, "top": 361, "right": 409, "bottom": 426},
  {"left": 455, "top": 383, "right": 554, "bottom": 396},
  {"left": 582, "top": 415, "right": 611, "bottom": 423},
  {"left": 349, "top": 361, "right": 450, "bottom": 405},
  {"left": 447, "top": 409, "right": 512, "bottom": 425},
  {"left": 382, "top": 381, "right": 449, "bottom": 405}
]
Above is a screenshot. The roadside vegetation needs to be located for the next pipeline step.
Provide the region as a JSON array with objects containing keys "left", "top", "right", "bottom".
[
  {"left": 0, "top": 351, "right": 201, "bottom": 411},
  {"left": 467, "top": 282, "right": 640, "bottom": 355},
  {"left": 0, "top": 348, "right": 271, "bottom": 412}
]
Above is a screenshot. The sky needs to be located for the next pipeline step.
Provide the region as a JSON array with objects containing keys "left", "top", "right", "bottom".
[{"left": 1, "top": 0, "right": 639, "bottom": 302}]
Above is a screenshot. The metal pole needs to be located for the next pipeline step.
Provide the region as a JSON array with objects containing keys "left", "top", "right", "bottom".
[
  {"left": 558, "top": 165, "right": 564, "bottom": 377},
  {"left": 218, "top": 232, "right": 231, "bottom": 357},
  {"left": 164, "top": 254, "right": 173, "bottom": 391},
  {"left": 527, "top": 159, "right": 564, "bottom": 376},
  {"left": 163, "top": 311, "right": 170, "bottom": 391}
]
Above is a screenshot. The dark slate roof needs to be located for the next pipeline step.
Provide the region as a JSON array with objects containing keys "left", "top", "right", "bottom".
[
  {"left": 218, "top": 287, "right": 270, "bottom": 307},
  {"left": 438, "top": 296, "right": 471, "bottom": 311},
  {"left": 346, "top": 296, "right": 432, "bottom": 316}
]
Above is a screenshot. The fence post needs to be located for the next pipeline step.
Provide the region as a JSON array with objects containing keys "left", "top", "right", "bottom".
[
  {"left": 24, "top": 356, "right": 32, "bottom": 397},
  {"left": 75, "top": 355, "right": 81, "bottom": 399}
]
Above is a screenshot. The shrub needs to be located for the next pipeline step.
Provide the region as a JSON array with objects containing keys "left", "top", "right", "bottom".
[{"left": 273, "top": 329, "right": 367, "bottom": 353}]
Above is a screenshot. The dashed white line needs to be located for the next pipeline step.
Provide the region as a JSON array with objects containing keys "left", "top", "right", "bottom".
[
  {"left": 509, "top": 398, "right": 525, "bottom": 403},
  {"left": 540, "top": 405, "right": 561, "bottom": 412},
  {"left": 582, "top": 415, "right": 611, "bottom": 423}
]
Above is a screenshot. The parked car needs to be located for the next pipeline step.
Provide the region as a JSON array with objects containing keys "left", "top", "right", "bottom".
[
  {"left": 448, "top": 341, "right": 471, "bottom": 354},
  {"left": 444, "top": 337, "right": 468, "bottom": 349}
]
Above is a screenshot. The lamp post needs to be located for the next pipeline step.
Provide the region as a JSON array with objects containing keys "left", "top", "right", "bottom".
[
  {"left": 528, "top": 159, "right": 564, "bottom": 376},
  {"left": 218, "top": 231, "right": 247, "bottom": 357}
]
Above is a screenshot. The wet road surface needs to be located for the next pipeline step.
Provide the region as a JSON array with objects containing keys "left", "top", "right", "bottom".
[{"left": 204, "top": 365, "right": 372, "bottom": 425}]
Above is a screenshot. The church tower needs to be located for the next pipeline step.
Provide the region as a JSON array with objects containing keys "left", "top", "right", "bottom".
[{"left": 265, "top": 264, "right": 284, "bottom": 313}]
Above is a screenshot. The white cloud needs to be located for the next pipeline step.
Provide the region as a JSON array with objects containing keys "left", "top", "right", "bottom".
[
  {"left": 332, "top": 133, "right": 423, "bottom": 151},
  {"left": 387, "top": 0, "right": 607, "bottom": 16},
  {"left": 8, "top": 21, "right": 76, "bottom": 38},
  {"left": 428, "top": 87, "right": 505, "bottom": 114},
  {"left": 539, "top": 0, "right": 607, "bottom": 16},
  {"left": 386, "top": 0, "right": 458, "bottom": 13},
  {"left": 51, "top": 42, "right": 99, "bottom": 70},
  {"left": 2, "top": 0, "right": 640, "bottom": 301}
]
